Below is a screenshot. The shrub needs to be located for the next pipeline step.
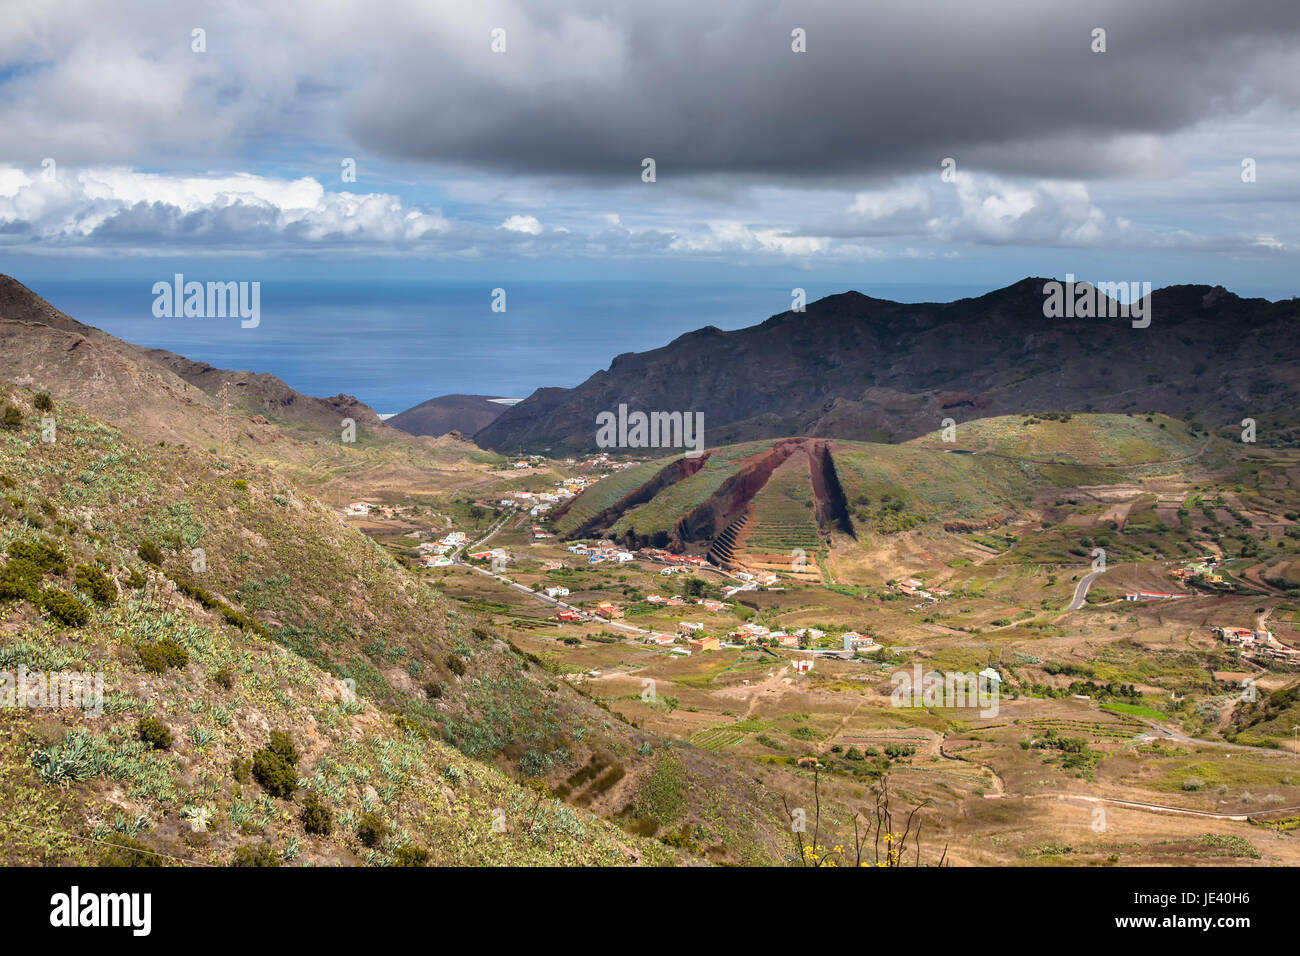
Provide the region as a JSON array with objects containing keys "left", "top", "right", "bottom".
[
  {"left": 392, "top": 845, "right": 429, "bottom": 867},
  {"left": 136, "top": 716, "right": 173, "bottom": 750},
  {"left": 33, "top": 392, "right": 53, "bottom": 412},
  {"left": 299, "top": 792, "right": 333, "bottom": 836},
  {"left": 1, "top": 405, "right": 22, "bottom": 432},
  {"left": 251, "top": 732, "right": 299, "bottom": 799},
  {"left": 38, "top": 589, "right": 89, "bottom": 627},
  {"left": 138, "top": 637, "right": 189, "bottom": 673},
  {"left": 7, "top": 537, "right": 67, "bottom": 575},
  {"left": 423, "top": 681, "right": 443, "bottom": 699},
  {"left": 356, "top": 811, "right": 387, "bottom": 848},
  {"left": 232, "top": 479, "right": 248, "bottom": 492},
  {"left": 125, "top": 567, "right": 146, "bottom": 589},
  {"left": 251, "top": 748, "right": 298, "bottom": 798},
  {"left": 0, "top": 560, "right": 40, "bottom": 602},
  {"left": 267, "top": 730, "right": 299, "bottom": 767},
  {"left": 137, "top": 540, "right": 163, "bottom": 566},
  {"left": 74, "top": 564, "right": 117, "bottom": 605},
  {"left": 445, "top": 654, "right": 467, "bottom": 676},
  {"left": 231, "top": 842, "right": 281, "bottom": 867},
  {"left": 213, "top": 667, "right": 235, "bottom": 690}
]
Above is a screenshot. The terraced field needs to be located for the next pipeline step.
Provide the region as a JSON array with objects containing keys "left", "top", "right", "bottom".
[
  {"left": 608, "top": 441, "right": 777, "bottom": 540},
  {"left": 551, "top": 457, "right": 674, "bottom": 536},
  {"left": 743, "top": 448, "right": 824, "bottom": 555}
]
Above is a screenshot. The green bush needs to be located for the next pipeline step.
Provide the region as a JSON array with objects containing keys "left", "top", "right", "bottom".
[
  {"left": 251, "top": 749, "right": 297, "bottom": 798},
  {"left": 137, "top": 540, "right": 163, "bottom": 566},
  {"left": 231, "top": 842, "right": 281, "bottom": 867},
  {"left": 74, "top": 564, "right": 117, "bottom": 605},
  {"left": 267, "top": 730, "right": 299, "bottom": 766},
  {"left": 299, "top": 792, "right": 333, "bottom": 836},
  {"left": 136, "top": 716, "right": 173, "bottom": 750},
  {"left": 356, "top": 811, "right": 387, "bottom": 848},
  {"left": 38, "top": 589, "right": 89, "bottom": 627},
  {"left": 138, "top": 637, "right": 189, "bottom": 673},
  {"left": 392, "top": 845, "right": 429, "bottom": 867},
  {"left": 251, "top": 733, "right": 299, "bottom": 799},
  {"left": 7, "top": 537, "right": 67, "bottom": 575},
  {"left": 0, "top": 560, "right": 40, "bottom": 602},
  {"left": 1, "top": 405, "right": 22, "bottom": 432},
  {"left": 125, "top": 567, "right": 146, "bottom": 589},
  {"left": 213, "top": 667, "right": 235, "bottom": 690},
  {"left": 33, "top": 392, "right": 53, "bottom": 412},
  {"left": 445, "top": 654, "right": 467, "bottom": 676}
]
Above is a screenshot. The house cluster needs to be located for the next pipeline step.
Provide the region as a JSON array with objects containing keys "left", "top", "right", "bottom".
[
  {"left": 567, "top": 542, "right": 637, "bottom": 564},
  {"left": 640, "top": 548, "right": 710, "bottom": 571},
  {"left": 842, "top": 631, "right": 879, "bottom": 652},
  {"left": 1171, "top": 556, "right": 1223, "bottom": 586},
  {"left": 893, "top": 577, "right": 951, "bottom": 601},
  {"left": 575, "top": 453, "right": 639, "bottom": 471},
  {"left": 733, "top": 570, "right": 781, "bottom": 586},
  {"left": 595, "top": 601, "right": 624, "bottom": 620},
  {"left": 415, "top": 530, "right": 466, "bottom": 567},
  {"left": 1212, "top": 625, "right": 1300, "bottom": 661},
  {"left": 725, "top": 623, "right": 818, "bottom": 647}
]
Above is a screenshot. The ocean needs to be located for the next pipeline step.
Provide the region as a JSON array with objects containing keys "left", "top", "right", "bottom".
[{"left": 29, "top": 279, "right": 987, "bottom": 415}]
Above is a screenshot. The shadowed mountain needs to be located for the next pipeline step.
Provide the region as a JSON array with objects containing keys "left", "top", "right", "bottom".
[
  {"left": 388, "top": 393, "right": 514, "bottom": 438},
  {"left": 474, "top": 279, "right": 1300, "bottom": 453}
]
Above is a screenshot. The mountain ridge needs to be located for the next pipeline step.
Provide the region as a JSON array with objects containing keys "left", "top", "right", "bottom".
[{"left": 474, "top": 278, "right": 1300, "bottom": 452}]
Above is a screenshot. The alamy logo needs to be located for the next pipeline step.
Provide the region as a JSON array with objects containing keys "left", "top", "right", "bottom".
[
  {"left": 152, "top": 274, "right": 260, "bottom": 328},
  {"left": 890, "top": 664, "right": 999, "bottom": 717},
  {"left": 1042, "top": 274, "right": 1151, "bottom": 328},
  {"left": 1, "top": 666, "right": 104, "bottom": 716},
  {"left": 50, "top": 886, "right": 151, "bottom": 936},
  {"left": 595, "top": 404, "right": 704, "bottom": 458}
]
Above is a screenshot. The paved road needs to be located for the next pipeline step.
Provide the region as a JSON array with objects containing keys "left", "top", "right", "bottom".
[{"left": 1066, "top": 569, "right": 1106, "bottom": 611}]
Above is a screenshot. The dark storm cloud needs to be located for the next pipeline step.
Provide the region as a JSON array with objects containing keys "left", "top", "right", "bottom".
[{"left": 346, "top": 0, "right": 1300, "bottom": 180}]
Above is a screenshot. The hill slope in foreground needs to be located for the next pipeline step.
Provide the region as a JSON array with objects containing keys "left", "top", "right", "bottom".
[{"left": 0, "top": 398, "right": 788, "bottom": 862}]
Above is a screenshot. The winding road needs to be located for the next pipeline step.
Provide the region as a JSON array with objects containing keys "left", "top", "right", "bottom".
[{"left": 1066, "top": 568, "right": 1106, "bottom": 611}]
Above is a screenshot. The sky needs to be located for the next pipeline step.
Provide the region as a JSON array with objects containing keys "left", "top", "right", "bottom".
[{"left": 0, "top": 0, "right": 1299, "bottom": 296}]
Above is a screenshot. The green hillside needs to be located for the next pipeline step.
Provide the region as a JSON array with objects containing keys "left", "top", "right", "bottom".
[{"left": 0, "top": 385, "right": 788, "bottom": 865}]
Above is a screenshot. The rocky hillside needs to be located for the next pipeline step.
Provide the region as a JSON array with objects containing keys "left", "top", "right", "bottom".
[
  {"left": 0, "top": 379, "right": 790, "bottom": 865},
  {"left": 475, "top": 279, "right": 1300, "bottom": 453},
  {"left": 0, "top": 275, "right": 394, "bottom": 450}
]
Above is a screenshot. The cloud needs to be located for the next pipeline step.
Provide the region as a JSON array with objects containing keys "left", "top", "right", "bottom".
[
  {"left": 500, "top": 214, "right": 543, "bottom": 235},
  {"left": 0, "top": 165, "right": 1290, "bottom": 262},
  {"left": 2, "top": 0, "right": 1298, "bottom": 182}
]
